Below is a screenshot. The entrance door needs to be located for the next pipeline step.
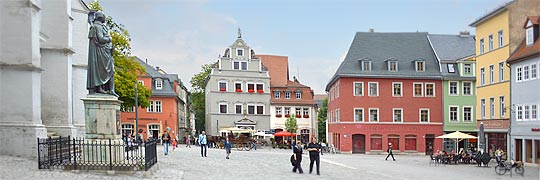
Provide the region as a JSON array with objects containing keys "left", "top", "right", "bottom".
[
  {"left": 425, "top": 136, "right": 434, "bottom": 155},
  {"left": 352, "top": 134, "right": 366, "bottom": 154}
]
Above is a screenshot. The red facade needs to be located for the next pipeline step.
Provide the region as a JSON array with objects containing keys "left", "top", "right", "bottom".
[{"left": 328, "top": 77, "right": 444, "bottom": 154}]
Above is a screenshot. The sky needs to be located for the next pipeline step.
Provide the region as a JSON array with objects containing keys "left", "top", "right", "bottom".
[{"left": 87, "top": 0, "right": 508, "bottom": 94}]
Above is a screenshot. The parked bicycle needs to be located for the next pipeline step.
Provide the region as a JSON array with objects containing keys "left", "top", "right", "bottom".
[{"left": 495, "top": 159, "right": 524, "bottom": 176}]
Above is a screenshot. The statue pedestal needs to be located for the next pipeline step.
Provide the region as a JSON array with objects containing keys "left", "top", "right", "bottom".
[{"left": 81, "top": 94, "right": 122, "bottom": 139}]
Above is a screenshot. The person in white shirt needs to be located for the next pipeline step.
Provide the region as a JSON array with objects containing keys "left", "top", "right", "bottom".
[{"left": 198, "top": 131, "right": 207, "bottom": 157}]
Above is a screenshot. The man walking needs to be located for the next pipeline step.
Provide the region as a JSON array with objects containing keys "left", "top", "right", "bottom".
[
  {"left": 307, "top": 137, "right": 321, "bottom": 175},
  {"left": 292, "top": 141, "right": 304, "bottom": 174},
  {"left": 198, "top": 131, "right": 207, "bottom": 157},
  {"left": 385, "top": 143, "right": 395, "bottom": 161},
  {"left": 162, "top": 131, "right": 171, "bottom": 155}
]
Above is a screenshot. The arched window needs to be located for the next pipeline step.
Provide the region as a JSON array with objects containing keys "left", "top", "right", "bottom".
[
  {"left": 388, "top": 134, "right": 400, "bottom": 151},
  {"left": 405, "top": 135, "right": 417, "bottom": 151},
  {"left": 370, "top": 134, "right": 383, "bottom": 150}
]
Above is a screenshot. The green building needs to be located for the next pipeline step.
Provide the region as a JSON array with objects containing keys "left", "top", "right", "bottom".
[{"left": 429, "top": 34, "right": 477, "bottom": 152}]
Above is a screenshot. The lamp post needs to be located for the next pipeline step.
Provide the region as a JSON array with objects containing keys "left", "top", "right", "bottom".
[{"left": 135, "top": 81, "right": 139, "bottom": 138}]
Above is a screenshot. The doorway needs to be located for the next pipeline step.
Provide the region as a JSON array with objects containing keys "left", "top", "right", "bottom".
[
  {"left": 352, "top": 134, "right": 366, "bottom": 154},
  {"left": 425, "top": 134, "right": 434, "bottom": 155}
]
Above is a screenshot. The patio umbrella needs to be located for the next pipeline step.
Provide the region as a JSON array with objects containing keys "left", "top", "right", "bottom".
[
  {"left": 273, "top": 131, "right": 295, "bottom": 137},
  {"left": 436, "top": 131, "right": 477, "bottom": 151}
]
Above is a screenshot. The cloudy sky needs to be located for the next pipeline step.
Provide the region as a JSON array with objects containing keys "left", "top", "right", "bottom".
[{"left": 88, "top": 0, "right": 507, "bottom": 94}]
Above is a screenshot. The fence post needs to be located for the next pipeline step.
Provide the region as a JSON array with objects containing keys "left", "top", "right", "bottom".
[
  {"left": 109, "top": 139, "right": 113, "bottom": 171},
  {"left": 48, "top": 136, "right": 52, "bottom": 167},
  {"left": 73, "top": 137, "right": 77, "bottom": 170},
  {"left": 37, "top": 138, "right": 41, "bottom": 169}
]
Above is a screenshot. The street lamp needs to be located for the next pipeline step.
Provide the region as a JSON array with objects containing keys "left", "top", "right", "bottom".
[{"left": 135, "top": 81, "right": 139, "bottom": 139}]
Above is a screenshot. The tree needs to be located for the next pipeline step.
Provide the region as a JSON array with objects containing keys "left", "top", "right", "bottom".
[
  {"left": 190, "top": 63, "right": 213, "bottom": 132},
  {"left": 88, "top": 1, "right": 151, "bottom": 108},
  {"left": 317, "top": 98, "right": 328, "bottom": 142},
  {"left": 285, "top": 115, "right": 298, "bottom": 134}
]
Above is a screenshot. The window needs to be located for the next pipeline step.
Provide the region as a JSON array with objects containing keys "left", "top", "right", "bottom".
[
  {"left": 219, "top": 81, "right": 227, "bottom": 92},
  {"left": 463, "top": 107, "right": 472, "bottom": 122},
  {"left": 138, "top": 80, "right": 144, "bottom": 86},
  {"left": 237, "top": 49, "right": 244, "bottom": 56},
  {"left": 275, "top": 107, "right": 282, "bottom": 115},
  {"left": 241, "top": 61, "right": 247, "bottom": 70},
  {"left": 449, "top": 82, "right": 458, "bottom": 95},
  {"left": 121, "top": 124, "right": 134, "bottom": 135},
  {"left": 392, "top": 82, "right": 402, "bottom": 97},
  {"left": 526, "top": 28, "right": 533, "bottom": 45},
  {"left": 370, "top": 135, "right": 383, "bottom": 150},
  {"left": 248, "top": 105, "right": 255, "bottom": 114},
  {"left": 220, "top": 103, "right": 227, "bottom": 114},
  {"left": 274, "top": 91, "right": 281, "bottom": 99},
  {"left": 448, "top": 64, "right": 456, "bottom": 73},
  {"left": 295, "top": 92, "right": 302, "bottom": 99},
  {"left": 464, "top": 64, "right": 472, "bottom": 74},
  {"left": 155, "top": 101, "right": 162, "bottom": 113},
  {"left": 413, "top": 83, "right": 423, "bottom": 97},
  {"left": 524, "top": 66, "right": 530, "bottom": 81},
  {"left": 524, "top": 105, "right": 530, "bottom": 120},
  {"left": 425, "top": 83, "right": 435, "bottom": 97},
  {"left": 420, "top": 109, "right": 429, "bottom": 122},
  {"left": 532, "top": 105, "right": 537, "bottom": 120},
  {"left": 155, "top": 79, "right": 162, "bottom": 90},
  {"left": 500, "top": 96, "right": 505, "bottom": 117},
  {"left": 368, "top": 82, "right": 378, "bottom": 96},
  {"left": 233, "top": 61, "right": 240, "bottom": 70},
  {"left": 354, "top": 82, "right": 364, "bottom": 96},
  {"left": 405, "top": 135, "right": 417, "bottom": 151},
  {"left": 463, "top": 82, "right": 472, "bottom": 95},
  {"left": 235, "top": 104, "right": 242, "bottom": 114},
  {"left": 388, "top": 61, "right": 398, "bottom": 71},
  {"left": 354, "top": 108, "right": 364, "bottom": 122},
  {"left": 449, "top": 106, "right": 458, "bottom": 122},
  {"left": 517, "top": 105, "right": 523, "bottom": 121},
  {"left": 257, "top": 105, "right": 264, "bottom": 115},
  {"left": 532, "top": 64, "right": 537, "bottom": 79},
  {"left": 247, "top": 83, "right": 255, "bottom": 92},
  {"left": 256, "top": 84, "right": 264, "bottom": 93},
  {"left": 416, "top": 61, "right": 425, "bottom": 72},
  {"left": 489, "top": 65, "right": 494, "bottom": 83},
  {"left": 498, "top": 30, "right": 504, "bottom": 47},
  {"left": 284, "top": 107, "right": 290, "bottom": 115},
  {"left": 480, "top": 68, "right": 485, "bottom": 85},
  {"left": 488, "top": 35, "right": 494, "bottom": 51},
  {"left": 362, "top": 61, "right": 371, "bottom": 71},
  {"left": 499, "top": 62, "right": 504, "bottom": 81},
  {"left": 285, "top": 91, "right": 291, "bottom": 99},
  {"left": 489, "top": 98, "right": 495, "bottom": 118},
  {"left": 336, "top": 109, "right": 340, "bottom": 122},
  {"left": 303, "top": 108, "right": 309, "bottom": 117},
  {"left": 517, "top": 66, "right": 522, "bottom": 82},
  {"left": 393, "top": 108, "right": 403, "bottom": 123},
  {"left": 147, "top": 101, "right": 154, "bottom": 112},
  {"left": 480, "top": 38, "right": 485, "bottom": 54},
  {"left": 235, "top": 82, "right": 242, "bottom": 92},
  {"left": 369, "top": 108, "right": 379, "bottom": 122},
  {"left": 295, "top": 108, "right": 301, "bottom": 117},
  {"left": 481, "top": 99, "right": 486, "bottom": 118}
]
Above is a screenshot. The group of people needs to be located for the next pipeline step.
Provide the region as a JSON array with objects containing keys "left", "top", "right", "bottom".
[{"left": 290, "top": 137, "right": 323, "bottom": 175}]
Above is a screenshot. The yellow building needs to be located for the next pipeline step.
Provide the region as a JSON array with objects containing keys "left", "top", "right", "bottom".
[{"left": 470, "top": 0, "right": 540, "bottom": 155}]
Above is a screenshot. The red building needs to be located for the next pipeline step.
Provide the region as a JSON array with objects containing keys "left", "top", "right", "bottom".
[
  {"left": 326, "top": 32, "right": 444, "bottom": 154},
  {"left": 120, "top": 58, "right": 180, "bottom": 141}
]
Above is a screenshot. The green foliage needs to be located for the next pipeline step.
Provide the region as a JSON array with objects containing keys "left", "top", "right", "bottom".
[
  {"left": 190, "top": 63, "right": 213, "bottom": 131},
  {"left": 285, "top": 115, "right": 298, "bottom": 133},
  {"left": 317, "top": 97, "right": 328, "bottom": 142},
  {"left": 88, "top": 1, "right": 151, "bottom": 108}
]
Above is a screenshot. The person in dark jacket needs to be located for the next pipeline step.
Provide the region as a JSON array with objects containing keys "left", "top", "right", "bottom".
[
  {"left": 307, "top": 137, "right": 321, "bottom": 175},
  {"left": 224, "top": 137, "right": 232, "bottom": 159},
  {"left": 162, "top": 131, "right": 171, "bottom": 155},
  {"left": 386, "top": 143, "right": 395, "bottom": 161},
  {"left": 292, "top": 141, "right": 304, "bottom": 173}
]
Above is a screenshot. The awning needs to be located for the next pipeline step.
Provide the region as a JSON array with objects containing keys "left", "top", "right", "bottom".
[{"left": 273, "top": 131, "right": 296, "bottom": 137}]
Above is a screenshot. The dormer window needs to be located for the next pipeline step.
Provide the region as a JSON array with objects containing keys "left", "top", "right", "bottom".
[
  {"left": 237, "top": 49, "right": 244, "bottom": 56},
  {"left": 155, "top": 78, "right": 162, "bottom": 89},
  {"left": 387, "top": 58, "right": 398, "bottom": 72},
  {"left": 526, "top": 27, "right": 533, "bottom": 45},
  {"left": 415, "top": 59, "right": 425, "bottom": 72},
  {"left": 447, "top": 64, "right": 456, "bottom": 73}
]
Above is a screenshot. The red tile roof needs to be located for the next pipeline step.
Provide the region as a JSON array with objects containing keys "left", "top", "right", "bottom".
[
  {"left": 258, "top": 55, "right": 289, "bottom": 86},
  {"left": 523, "top": 16, "right": 540, "bottom": 28}
]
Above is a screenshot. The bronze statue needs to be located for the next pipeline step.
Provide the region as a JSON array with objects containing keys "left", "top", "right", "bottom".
[{"left": 87, "top": 12, "right": 117, "bottom": 96}]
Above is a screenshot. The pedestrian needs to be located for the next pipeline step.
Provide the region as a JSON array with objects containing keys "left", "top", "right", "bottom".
[
  {"left": 198, "top": 131, "right": 207, "bottom": 157},
  {"left": 252, "top": 139, "right": 257, "bottom": 150},
  {"left": 162, "top": 131, "right": 171, "bottom": 155},
  {"left": 224, "top": 137, "right": 232, "bottom": 159},
  {"left": 307, "top": 137, "right": 321, "bottom": 175},
  {"left": 186, "top": 135, "right": 191, "bottom": 148},
  {"left": 172, "top": 137, "right": 177, "bottom": 151},
  {"left": 496, "top": 148, "right": 503, "bottom": 162},
  {"left": 292, "top": 141, "right": 304, "bottom": 174},
  {"left": 385, "top": 143, "right": 395, "bottom": 161}
]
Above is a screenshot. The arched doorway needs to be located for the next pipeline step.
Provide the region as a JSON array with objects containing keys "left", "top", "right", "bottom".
[{"left": 352, "top": 134, "right": 366, "bottom": 154}]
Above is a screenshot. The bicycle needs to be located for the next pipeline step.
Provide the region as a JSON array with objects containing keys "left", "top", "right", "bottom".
[{"left": 495, "top": 159, "right": 524, "bottom": 177}]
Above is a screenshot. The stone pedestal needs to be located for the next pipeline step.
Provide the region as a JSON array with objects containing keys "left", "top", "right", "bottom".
[{"left": 81, "top": 94, "right": 122, "bottom": 139}]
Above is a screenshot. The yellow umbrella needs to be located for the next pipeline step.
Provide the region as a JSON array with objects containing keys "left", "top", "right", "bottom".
[{"left": 436, "top": 131, "right": 477, "bottom": 151}]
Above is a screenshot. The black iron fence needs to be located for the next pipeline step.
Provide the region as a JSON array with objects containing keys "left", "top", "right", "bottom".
[{"left": 37, "top": 136, "right": 157, "bottom": 171}]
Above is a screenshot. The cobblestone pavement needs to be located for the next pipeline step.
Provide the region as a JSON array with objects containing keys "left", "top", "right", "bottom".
[{"left": 1, "top": 145, "right": 539, "bottom": 180}]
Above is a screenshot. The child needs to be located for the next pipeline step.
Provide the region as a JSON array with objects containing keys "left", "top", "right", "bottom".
[
  {"left": 224, "top": 137, "right": 232, "bottom": 159},
  {"left": 172, "top": 138, "right": 177, "bottom": 151}
]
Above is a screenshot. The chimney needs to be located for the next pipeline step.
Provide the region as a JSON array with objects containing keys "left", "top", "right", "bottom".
[
  {"left": 459, "top": 31, "right": 470, "bottom": 37},
  {"left": 145, "top": 58, "right": 148, "bottom": 63},
  {"left": 156, "top": 66, "right": 160, "bottom": 71},
  {"left": 369, "top": 28, "right": 374, "bottom": 33}
]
